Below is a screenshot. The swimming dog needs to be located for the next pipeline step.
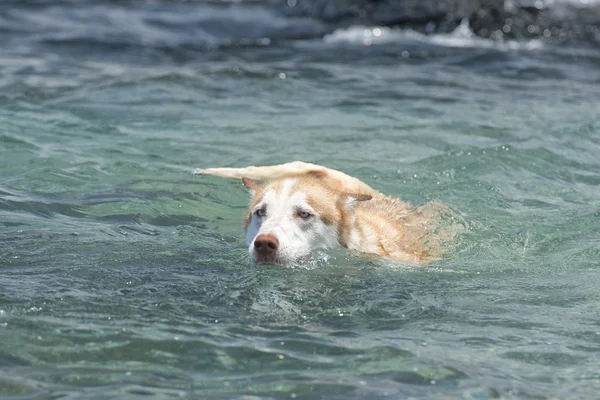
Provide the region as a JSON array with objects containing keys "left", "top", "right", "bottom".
[{"left": 195, "top": 161, "right": 454, "bottom": 264}]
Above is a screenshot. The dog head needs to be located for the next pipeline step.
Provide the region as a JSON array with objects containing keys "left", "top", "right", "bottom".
[{"left": 242, "top": 173, "right": 372, "bottom": 264}]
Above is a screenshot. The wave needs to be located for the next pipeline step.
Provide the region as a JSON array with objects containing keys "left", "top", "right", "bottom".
[
  {"left": 0, "top": 2, "right": 326, "bottom": 49},
  {"left": 324, "top": 19, "right": 544, "bottom": 51},
  {"left": 2, "top": 1, "right": 597, "bottom": 52}
]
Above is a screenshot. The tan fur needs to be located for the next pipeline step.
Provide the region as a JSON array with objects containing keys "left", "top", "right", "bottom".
[
  {"left": 196, "top": 161, "right": 377, "bottom": 196},
  {"left": 197, "top": 161, "right": 460, "bottom": 264}
]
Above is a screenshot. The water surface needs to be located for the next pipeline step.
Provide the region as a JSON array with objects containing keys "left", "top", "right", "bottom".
[{"left": 1, "top": 1, "right": 600, "bottom": 399}]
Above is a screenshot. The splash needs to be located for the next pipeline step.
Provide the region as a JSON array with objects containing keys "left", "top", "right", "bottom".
[
  {"left": 397, "top": 200, "right": 470, "bottom": 263},
  {"left": 324, "top": 19, "right": 544, "bottom": 51}
]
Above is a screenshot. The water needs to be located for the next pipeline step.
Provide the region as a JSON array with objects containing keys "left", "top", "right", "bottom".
[{"left": 1, "top": 1, "right": 600, "bottom": 398}]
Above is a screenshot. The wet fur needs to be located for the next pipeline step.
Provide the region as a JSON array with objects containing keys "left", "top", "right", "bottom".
[{"left": 196, "top": 161, "right": 459, "bottom": 264}]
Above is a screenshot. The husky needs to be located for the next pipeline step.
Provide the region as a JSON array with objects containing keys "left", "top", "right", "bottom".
[{"left": 195, "top": 161, "right": 457, "bottom": 264}]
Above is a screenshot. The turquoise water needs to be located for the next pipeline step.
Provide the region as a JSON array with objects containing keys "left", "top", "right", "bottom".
[{"left": 2, "top": 2, "right": 600, "bottom": 399}]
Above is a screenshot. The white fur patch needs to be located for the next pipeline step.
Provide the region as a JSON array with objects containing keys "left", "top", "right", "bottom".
[{"left": 245, "top": 178, "right": 339, "bottom": 263}]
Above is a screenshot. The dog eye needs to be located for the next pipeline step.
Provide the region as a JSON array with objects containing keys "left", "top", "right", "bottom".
[
  {"left": 255, "top": 209, "right": 266, "bottom": 217},
  {"left": 298, "top": 211, "right": 312, "bottom": 219}
]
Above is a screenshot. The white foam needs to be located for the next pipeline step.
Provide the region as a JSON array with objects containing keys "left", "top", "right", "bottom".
[
  {"left": 323, "top": 19, "right": 544, "bottom": 51},
  {"left": 547, "top": 0, "right": 600, "bottom": 7}
]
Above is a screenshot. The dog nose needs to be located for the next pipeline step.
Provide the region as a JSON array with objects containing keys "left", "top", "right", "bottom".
[{"left": 254, "top": 234, "right": 279, "bottom": 255}]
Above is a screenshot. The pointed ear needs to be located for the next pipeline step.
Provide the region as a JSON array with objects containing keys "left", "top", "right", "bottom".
[
  {"left": 242, "top": 177, "right": 260, "bottom": 194},
  {"left": 305, "top": 170, "right": 327, "bottom": 179},
  {"left": 343, "top": 193, "right": 372, "bottom": 210}
]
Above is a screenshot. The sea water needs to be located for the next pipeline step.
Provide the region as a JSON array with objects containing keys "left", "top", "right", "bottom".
[{"left": 1, "top": 1, "right": 600, "bottom": 398}]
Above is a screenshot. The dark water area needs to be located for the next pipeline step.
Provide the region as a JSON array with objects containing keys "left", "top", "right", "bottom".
[{"left": 1, "top": 1, "right": 600, "bottom": 399}]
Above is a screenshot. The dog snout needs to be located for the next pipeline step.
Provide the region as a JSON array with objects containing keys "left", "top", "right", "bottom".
[{"left": 254, "top": 234, "right": 279, "bottom": 257}]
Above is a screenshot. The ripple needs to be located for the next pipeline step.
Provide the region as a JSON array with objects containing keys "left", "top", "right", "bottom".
[
  {"left": 501, "top": 351, "right": 584, "bottom": 367},
  {"left": 1, "top": 1, "right": 600, "bottom": 398}
]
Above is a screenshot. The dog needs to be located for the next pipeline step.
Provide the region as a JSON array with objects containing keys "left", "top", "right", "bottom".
[{"left": 195, "top": 161, "right": 457, "bottom": 264}]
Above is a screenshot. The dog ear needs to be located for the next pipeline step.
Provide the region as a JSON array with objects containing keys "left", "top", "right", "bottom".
[
  {"left": 305, "top": 170, "right": 327, "bottom": 179},
  {"left": 343, "top": 193, "right": 372, "bottom": 210},
  {"left": 242, "top": 177, "right": 260, "bottom": 195}
]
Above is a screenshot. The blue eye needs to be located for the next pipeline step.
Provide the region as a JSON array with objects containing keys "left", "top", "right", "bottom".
[
  {"left": 298, "top": 211, "right": 312, "bottom": 219},
  {"left": 255, "top": 209, "right": 266, "bottom": 217}
]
